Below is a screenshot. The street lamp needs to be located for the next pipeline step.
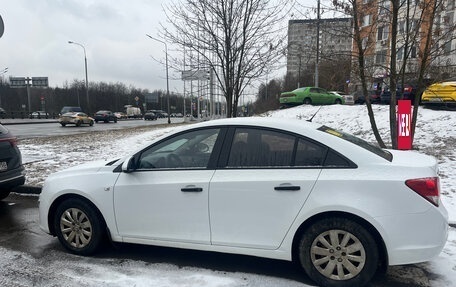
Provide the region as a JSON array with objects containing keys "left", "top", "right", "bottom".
[
  {"left": 68, "top": 41, "right": 90, "bottom": 113},
  {"left": 146, "top": 34, "right": 171, "bottom": 124}
]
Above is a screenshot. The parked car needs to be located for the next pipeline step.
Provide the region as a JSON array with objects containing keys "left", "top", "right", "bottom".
[
  {"left": 59, "top": 112, "right": 94, "bottom": 127},
  {"left": 30, "top": 111, "right": 50, "bottom": 119},
  {"left": 39, "top": 117, "right": 448, "bottom": 287},
  {"left": 0, "top": 124, "right": 25, "bottom": 200},
  {"left": 380, "top": 84, "right": 417, "bottom": 104},
  {"left": 143, "top": 110, "right": 157, "bottom": 121},
  {"left": 94, "top": 110, "right": 117, "bottom": 123},
  {"left": 330, "top": 91, "right": 354, "bottom": 105},
  {"left": 114, "top": 112, "right": 127, "bottom": 119},
  {"left": 151, "top": 110, "right": 168, "bottom": 118},
  {"left": 351, "top": 90, "right": 381, "bottom": 104},
  {"left": 421, "top": 81, "right": 456, "bottom": 108},
  {"left": 60, "top": 106, "right": 82, "bottom": 115},
  {"left": 280, "top": 87, "right": 344, "bottom": 107}
]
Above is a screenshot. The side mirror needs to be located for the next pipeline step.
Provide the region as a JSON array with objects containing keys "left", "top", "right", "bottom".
[{"left": 121, "top": 156, "right": 136, "bottom": 173}]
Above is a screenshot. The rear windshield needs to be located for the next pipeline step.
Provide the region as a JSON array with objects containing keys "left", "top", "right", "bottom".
[{"left": 318, "top": 126, "right": 393, "bottom": 162}]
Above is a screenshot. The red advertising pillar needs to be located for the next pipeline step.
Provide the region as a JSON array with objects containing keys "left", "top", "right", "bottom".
[{"left": 397, "top": 100, "right": 412, "bottom": 150}]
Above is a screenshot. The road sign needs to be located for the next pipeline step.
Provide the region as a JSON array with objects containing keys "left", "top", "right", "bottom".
[
  {"left": 32, "top": 77, "right": 48, "bottom": 87},
  {"left": 9, "top": 77, "right": 26, "bottom": 88}
]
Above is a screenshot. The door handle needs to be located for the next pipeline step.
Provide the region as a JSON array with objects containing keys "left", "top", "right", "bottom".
[
  {"left": 274, "top": 185, "right": 300, "bottom": 191},
  {"left": 181, "top": 186, "right": 203, "bottom": 192}
]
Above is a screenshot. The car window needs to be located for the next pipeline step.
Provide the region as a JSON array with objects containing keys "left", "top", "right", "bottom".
[
  {"left": 295, "top": 138, "right": 326, "bottom": 166},
  {"left": 227, "top": 128, "right": 295, "bottom": 168},
  {"left": 137, "top": 128, "right": 220, "bottom": 169},
  {"left": 309, "top": 88, "right": 318, "bottom": 93},
  {"left": 318, "top": 125, "right": 393, "bottom": 161}
]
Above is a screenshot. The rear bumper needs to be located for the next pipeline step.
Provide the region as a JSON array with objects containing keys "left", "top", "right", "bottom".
[{"left": 0, "top": 166, "right": 26, "bottom": 189}]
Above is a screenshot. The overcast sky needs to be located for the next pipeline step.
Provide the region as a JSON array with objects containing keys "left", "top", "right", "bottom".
[{"left": 0, "top": 0, "right": 319, "bottom": 95}]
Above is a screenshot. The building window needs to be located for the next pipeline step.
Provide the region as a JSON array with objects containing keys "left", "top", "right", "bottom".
[
  {"left": 377, "top": 26, "right": 389, "bottom": 40},
  {"left": 443, "top": 41, "right": 452, "bottom": 55},
  {"left": 362, "top": 14, "right": 372, "bottom": 27},
  {"left": 375, "top": 50, "right": 387, "bottom": 64}
]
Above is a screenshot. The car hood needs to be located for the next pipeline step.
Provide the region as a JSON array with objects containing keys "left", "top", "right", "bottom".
[{"left": 48, "top": 157, "right": 122, "bottom": 178}]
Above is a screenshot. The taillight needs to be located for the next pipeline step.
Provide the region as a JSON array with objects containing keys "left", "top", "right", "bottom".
[
  {"left": 0, "top": 137, "right": 18, "bottom": 147},
  {"left": 405, "top": 177, "right": 440, "bottom": 207},
  {"left": 404, "top": 87, "right": 412, "bottom": 93}
]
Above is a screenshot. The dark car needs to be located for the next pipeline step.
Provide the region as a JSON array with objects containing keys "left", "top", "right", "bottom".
[
  {"left": 0, "top": 124, "right": 25, "bottom": 200},
  {"left": 351, "top": 90, "right": 381, "bottom": 104},
  {"left": 94, "top": 110, "right": 118, "bottom": 123},
  {"left": 380, "top": 84, "right": 417, "bottom": 104},
  {"left": 144, "top": 110, "right": 157, "bottom": 121}
]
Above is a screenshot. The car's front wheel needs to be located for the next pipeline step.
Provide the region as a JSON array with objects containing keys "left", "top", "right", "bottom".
[
  {"left": 53, "top": 198, "right": 105, "bottom": 256},
  {"left": 304, "top": 98, "right": 312, "bottom": 105},
  {"left": 298, "top": 217, "right": 379, "bottom": 287}
]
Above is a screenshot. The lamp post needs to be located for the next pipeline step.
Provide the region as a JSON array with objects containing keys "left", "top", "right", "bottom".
[
  {"left": 68, "top": 41, "right": 90, "bottom": 113},
  {"left": 146, "top": 34, "right": 171, "bottom": 124}
]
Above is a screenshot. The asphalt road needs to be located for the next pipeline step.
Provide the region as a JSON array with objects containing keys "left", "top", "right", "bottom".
[{"left": 2, "top": 117, "right": 186, "bottom": 139}]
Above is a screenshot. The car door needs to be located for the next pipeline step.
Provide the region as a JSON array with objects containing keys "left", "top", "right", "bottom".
[
  {"left": 209, "top": 127, "right": 323, "bottom": 250},
  {"left": 113, "top": 128, "right": 222, "bottom": 244}
]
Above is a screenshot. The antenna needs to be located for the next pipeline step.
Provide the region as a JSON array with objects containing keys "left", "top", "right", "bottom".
[{"left": 307, "top": 106, "right": 323, "bottom": 122}]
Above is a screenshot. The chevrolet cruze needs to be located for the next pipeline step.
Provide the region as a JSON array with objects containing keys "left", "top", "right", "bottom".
[{"left": 39, "top": 117, "right": 448, "bottom": 287}]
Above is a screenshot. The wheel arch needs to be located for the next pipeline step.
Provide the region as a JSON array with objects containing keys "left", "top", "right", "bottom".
[
  {"left": 47, "top": 194, "right": 110, "bottom": 239},
  {"left": 291, "top": 211, "right": 388, "bottom": 272}
]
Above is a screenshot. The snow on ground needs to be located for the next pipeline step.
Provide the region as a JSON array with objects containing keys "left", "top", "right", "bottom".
[{"left": 9, "top": 104, "right": 456, "bottom": 286}]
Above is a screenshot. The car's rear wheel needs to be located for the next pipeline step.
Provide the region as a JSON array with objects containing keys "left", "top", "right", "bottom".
[
  {"left": 304, "top": 98, "right": 312, "bottom": 105},
  {"left": 298, "top": 217, "right": 378, "bottom": 287},
  {"left": 54, "top": 198, "right": 105, "bottom": 256},
  {"left": 335, "top": 99, "right": 342, "bottom": 104},
  {"left": 60, "top": 123, "right": 66, "bottom": 127},
  {"left": 89, "top": 120, "right": 94, "bottom": 126},
  {"left": 76, "top": 121, "right": 82, "bottom": 127}
]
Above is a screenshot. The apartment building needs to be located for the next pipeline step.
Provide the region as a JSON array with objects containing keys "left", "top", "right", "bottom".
[{"left": 286, "top": 18, "right": 353, "bottom": 87}]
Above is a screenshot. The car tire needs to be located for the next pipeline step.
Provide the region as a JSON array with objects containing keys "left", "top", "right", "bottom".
[
  {"left": 304, "top": 98, "right": 312, "bottom": 105},
  {"left": 89, "top": 120, "right": 94, "bottom": 126},
  {"left": 335, "top": 99, "right": 342, "bottom": 104},
  {"left": 114, "top": 118, "right": 117, "bottom": 123},
  {"left": 60, "top": 123, "right": 66, "bottom": 127},
  {"left": 298, "top": 217, "right": 379, "bottom": 287},
  {"left": 0, "top": 190, "right": 10, "bottom": 200},
  {"left": 53, "top": 198, "right": 106, "bottom": 256},
  {"left": 76, "top": 121, "right": 82, "bottom": 127}
]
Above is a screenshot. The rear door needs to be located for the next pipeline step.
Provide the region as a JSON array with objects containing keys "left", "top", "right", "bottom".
[{"left": 209, "top": 127, "right": 324, "bottom": 249}]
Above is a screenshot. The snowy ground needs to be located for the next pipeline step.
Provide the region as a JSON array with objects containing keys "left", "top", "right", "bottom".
[{"left": 7, "top": 104, "right": 456, "bottom": 286}]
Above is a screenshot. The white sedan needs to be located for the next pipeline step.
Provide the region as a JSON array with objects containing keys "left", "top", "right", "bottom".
[{"left": 39, "top": 117, "right": 448, "bottom": 287}]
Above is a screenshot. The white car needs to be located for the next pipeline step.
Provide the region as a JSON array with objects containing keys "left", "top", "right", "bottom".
[
  {"left": 330, "top": 91, "right": 354, "bottom": 105},
  {"left": 39, "top": 117, "right": 448, "bottom": 287}
]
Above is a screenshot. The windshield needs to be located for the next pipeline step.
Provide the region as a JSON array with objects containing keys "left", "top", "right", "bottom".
[{"left": 318, "top": 126, "right": 393, "bottom": 162}]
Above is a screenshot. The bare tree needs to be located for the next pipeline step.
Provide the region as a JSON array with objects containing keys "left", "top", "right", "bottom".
[
  {"left": 332, "top": 0, "right": 456, "bottom": 149},
  {"left": 160, "top": 0, "right": 292, "bottom": 117}
]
